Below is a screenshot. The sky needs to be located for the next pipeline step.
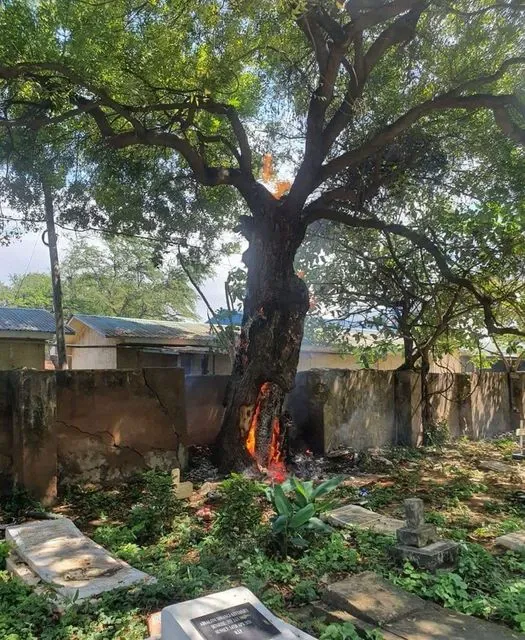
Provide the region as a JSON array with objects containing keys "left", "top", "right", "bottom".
[{"left": 0, "top": 228, "right": 243, "bottom": 320}]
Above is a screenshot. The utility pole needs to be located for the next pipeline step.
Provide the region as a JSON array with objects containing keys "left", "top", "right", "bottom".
[{"left": 41, "top": 178, "right": 67, "bottom": 369}]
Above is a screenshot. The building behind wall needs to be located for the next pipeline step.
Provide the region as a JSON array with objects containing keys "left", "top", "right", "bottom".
[{"left": 0, "top": 307, "right": 73, "bottom": 370}]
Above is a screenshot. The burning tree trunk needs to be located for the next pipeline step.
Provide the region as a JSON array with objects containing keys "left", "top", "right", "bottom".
[{"left": 215, "top": 207, "right": 309, "bottom": 474}]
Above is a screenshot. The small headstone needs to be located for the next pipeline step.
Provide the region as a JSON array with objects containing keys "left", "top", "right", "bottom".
[
  {"left": 172, "top": 468, "right": 194, "bottom": 499},
  {"left": 323, "top": 571, "right": 426, "bottom": 625},
  {"left": 160, "top": 587, "right": 315, "bottom": 640},
  {"left": 404, "top": 498, "right": 424, "bottom": 528},
  {"left": 392, "top": 500, "right": 458, "bottom": 571},
  {"left": 396, "top": 498, "right": 438, "bottom": 549},
  {"left": 5, "top": 518, "right": 154, "bottom": 600},
  {"left": 494, "top": 530, "right": 525, "bottom": 553}
]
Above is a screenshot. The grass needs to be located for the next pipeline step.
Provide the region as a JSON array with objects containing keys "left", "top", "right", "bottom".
[{"left": 0, "top": 440, "right": 524, "bottom": 639}]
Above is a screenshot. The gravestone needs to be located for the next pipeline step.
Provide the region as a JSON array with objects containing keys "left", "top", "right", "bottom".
[
  {"left": 160, "top": 587, "right": 315, "bottom": 640},
  {"left": 5, "top": 518, "right": 154, "bottom": 600},
  {"left": 513, "top": 421, "right": 525, "bottom": 460},
  {"left": 391, "top": 499, "right": 458, "bottom": 571},
  {"left": 324, "top": 504, "right": 403, "bottom": 535}
]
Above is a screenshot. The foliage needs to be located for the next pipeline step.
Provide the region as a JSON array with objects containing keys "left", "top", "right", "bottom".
[
  {"left": 320, "top": 622, "right": 384, "bottom": 640},
  {"left": 266, "top": 476, "right": 343, "bottom": 554},
  {"left": 0, "top": 443, "right": 524, "bottom": 637},
  {"left": 0, "top": 236, "right": 198, "bottom": 320},
  {"left": 212, "top": 474, "right": 265, "bottom": 540}
]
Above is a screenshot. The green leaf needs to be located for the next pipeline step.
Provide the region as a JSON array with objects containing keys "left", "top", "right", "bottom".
[
  {"left": 272, "top": 514, "right": 288, "bottom": 534},
  {"left": 289, "top": 503, "right": 315, "bottom": 529},
  {"left": 273, "top": 485, "right": 292, "bottom": 517},
  {"left": 311, "top": 475, "right": 344, "bottom": 500},
  {"left": 306, "top": 517, "right": 332, "bottom": 533}
]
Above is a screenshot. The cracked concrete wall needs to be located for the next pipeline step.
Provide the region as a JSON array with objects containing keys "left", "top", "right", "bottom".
[
  {"left": 55, "top": 369, "right": 187, "bottom": 485},
  {"left": 0, "top": 371, "right": 13, "bottom": 494}
]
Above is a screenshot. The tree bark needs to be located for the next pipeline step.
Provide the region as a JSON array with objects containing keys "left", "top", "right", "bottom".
[
  {"left": 42, "top": 179, "right": 67, "bottom": 370},
  {"left": 215, "top": 207, "right": 310, "bottom": 471}
]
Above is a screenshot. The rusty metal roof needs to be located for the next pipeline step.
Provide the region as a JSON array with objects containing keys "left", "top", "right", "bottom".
[
  {"left": 69, "top": 314, "right": 215, "bottom": 343},
  {"left": 0, "top": 307, "right": 74, "bottom": 334}
]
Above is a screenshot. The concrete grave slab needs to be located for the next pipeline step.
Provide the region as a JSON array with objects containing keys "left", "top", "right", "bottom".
[
  {"left": 6, "top": 552, "right": 41, "bottom": 587},
  {"left": 495, "top": 530, "right": 525, "bottom": 552},
  {"left": 312, "top": 603, "right": 405, "bottom": 639},
  {"left": 479, "top": 460, "right": 515, "bottom": 473},
  {"left": 323, "top": 571, "right": 426, "bottom": 626},
  {"left": 160, "top": 587, "right": 315, "bottom": 640},
  {"left": 386, "top": 603, "right": 525, "bottom": 640},
  {"left": 325, "top": 505, "right": 403, "bottom": 535},
  {"left": 5, "top": 518, "right": 154, "bottom": 600}
]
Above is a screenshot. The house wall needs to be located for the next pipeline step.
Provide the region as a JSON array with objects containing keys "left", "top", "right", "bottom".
[
  {"left": 66, "top": 323, "right": 117, "bottom": 369},
  {"left": 0, "top": 338, "right": 45, "bottom": 370},
  {"left": 0, "top": 372, "right": 13, "bottom": 493}
]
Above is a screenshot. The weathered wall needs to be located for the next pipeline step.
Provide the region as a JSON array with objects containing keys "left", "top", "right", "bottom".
[
  {"left": 287, "top": 369, "right": 397, "bottom": 453},
  {"left": 185, "top": 375, "right": 229, "bottom": 445},
  {"left": 0, "top": 372, "right": 13, "bottom": 493},
  {"left": 0, "top": 339, "right": 45, "bottom": 370},
  {"left": 470, "top": 372, "right": 511, "bottom": 439},
  {"left": 56, "top": 368, "right": 187, "bottom": 484},
  {"left": 10, "top": 371, "right": 57, "bottom": 506}
]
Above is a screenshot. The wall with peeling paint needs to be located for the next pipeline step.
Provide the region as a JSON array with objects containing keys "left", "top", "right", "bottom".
[
  {"left": 0, "top": 368, "right": 188, "bottom": 502},
  {"left": 55, "top": 369, "right": 187, "bottom": 485}
]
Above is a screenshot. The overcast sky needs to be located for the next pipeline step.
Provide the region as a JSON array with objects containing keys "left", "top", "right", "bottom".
[{"left": 0, "top": 228, "right": 243, "bottom": 320}]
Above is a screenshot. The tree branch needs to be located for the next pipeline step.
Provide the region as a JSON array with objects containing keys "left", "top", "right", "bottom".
[{"left": 304, "top": 207, "right": 525, "bottom": 338}]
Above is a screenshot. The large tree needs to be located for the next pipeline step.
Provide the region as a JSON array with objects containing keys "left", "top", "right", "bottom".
[{"left": 0, "top": 0, "right": 524, "bottom": 470}]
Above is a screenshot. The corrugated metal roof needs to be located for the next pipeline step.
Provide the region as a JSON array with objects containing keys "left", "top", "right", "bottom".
[
  {"left": 0, "top": 307, "right": 74, "bottom": 334},
  {"left": 70, "top": 314, "right": 215, "bottom": 342}
]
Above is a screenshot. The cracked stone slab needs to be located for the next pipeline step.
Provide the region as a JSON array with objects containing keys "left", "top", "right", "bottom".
[
  {"left": 386, "top": 604, "right": 525, "bottom": 639},
  {"left": 479, "top": 460, "right": 515, "bottom": 473},
  {"left": 495, "top": 530, "right": 525, "bottom": 552},
  {"left": 323, "top": 571, "right": 426, "bottom": 625},
  {"left": 5, "top": 518, "right": 155, "bottom": 600},
  {"left": 325, "top": 504, "right": 403, "bottom": 535}
]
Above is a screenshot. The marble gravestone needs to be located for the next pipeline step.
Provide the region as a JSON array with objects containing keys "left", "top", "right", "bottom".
[{"left": 160, "top": 587, "right": 316, "bottom": 640}]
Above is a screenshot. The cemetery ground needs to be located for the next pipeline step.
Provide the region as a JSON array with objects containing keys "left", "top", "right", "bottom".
[{"left": 1, "top": 438, "right": 524, "bottom": 640}]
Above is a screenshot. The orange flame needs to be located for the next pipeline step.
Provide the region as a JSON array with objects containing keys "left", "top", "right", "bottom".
[
  {"left": 268, "top": 416, "right": 287, "bottom": 482},
  {"left": 244, "top": 383, "right": 287, "bottom": 482},
  {"left": 262, "top": 153, "right": 273, "bottom": 183}
]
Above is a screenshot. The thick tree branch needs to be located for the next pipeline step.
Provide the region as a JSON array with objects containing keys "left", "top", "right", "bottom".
[
  {"left": 304, "top": 207, "right": 525, "bottom": 338},
  {"left": 320, "top": 90, "right": 525, "bottom": 181}
]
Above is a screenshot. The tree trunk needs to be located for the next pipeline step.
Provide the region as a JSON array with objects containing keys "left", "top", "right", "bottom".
[
  {"left": 42, "top": 180, "right": 67, "bottom": 370},
  {"left": 215, "top": 208, "right": 309, "bottom": 472},
  {"left": 420, "top": 348, "right": 431, "bottom": 444}
]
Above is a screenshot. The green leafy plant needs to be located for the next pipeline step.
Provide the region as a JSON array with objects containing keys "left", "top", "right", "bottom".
[
  {"left": 320, "top": 622, "right": 384, "bottom": 640},
  {"left": 266, "top": 476, "right": 343, "bottom": 556},
  {"left": 213, "top": 474, "right": 265, "bottom": 540}
]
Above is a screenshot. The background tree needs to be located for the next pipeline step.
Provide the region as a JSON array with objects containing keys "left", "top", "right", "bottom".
[
  {"left": 0, "top": 0, "right": 524, "bottom": 470},
  {"left": 0, "top": 236, "right": 198, "bottom": 319}
]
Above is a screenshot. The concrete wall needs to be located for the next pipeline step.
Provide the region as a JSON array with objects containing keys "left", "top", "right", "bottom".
[
  {"left": 0, "top": 372, "right": 13, "bottom": 493},
  {"left": 0, "top": 338, "right": 46, "bottom": 369},
  {"left": 287, "top": 369, "right": 397, "bottom": 453},
  {"left": 185, "top": 375, "right": 229, "bottom": 445},
  {"left": 0, "top": 368, "right": 188, "bottom": 502},
  {"left": 56, "top": 369, "right": 187, "bottom": 484}
]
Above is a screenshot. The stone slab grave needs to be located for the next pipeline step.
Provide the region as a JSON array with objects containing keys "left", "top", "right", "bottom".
[
  {"left": 5, "top": 518, "right": 154, "bottom": 601},
  {"left": 156, "top": 587, "right": 316, "bottom": 640},
  {"left": 321, "top": 572, "right": 525, "bottom": 640},
  {"left": 495, "top": 530, "right": 525, "bottom": 552},
  {"left": 324, "top": 504, "right": 403, "bottom": 535}
]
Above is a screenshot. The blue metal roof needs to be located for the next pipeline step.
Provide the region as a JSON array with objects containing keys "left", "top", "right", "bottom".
[
  {"left": 70, "top": 314, "right": 213, "bottom": 341},
  {"left": 0, "top": 307, "right": 74, "bottom": 334}
]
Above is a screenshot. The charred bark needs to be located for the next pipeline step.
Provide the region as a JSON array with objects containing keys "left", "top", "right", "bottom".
[{"left": 215, "top": 204, "right": 310, "bottom": 471}]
